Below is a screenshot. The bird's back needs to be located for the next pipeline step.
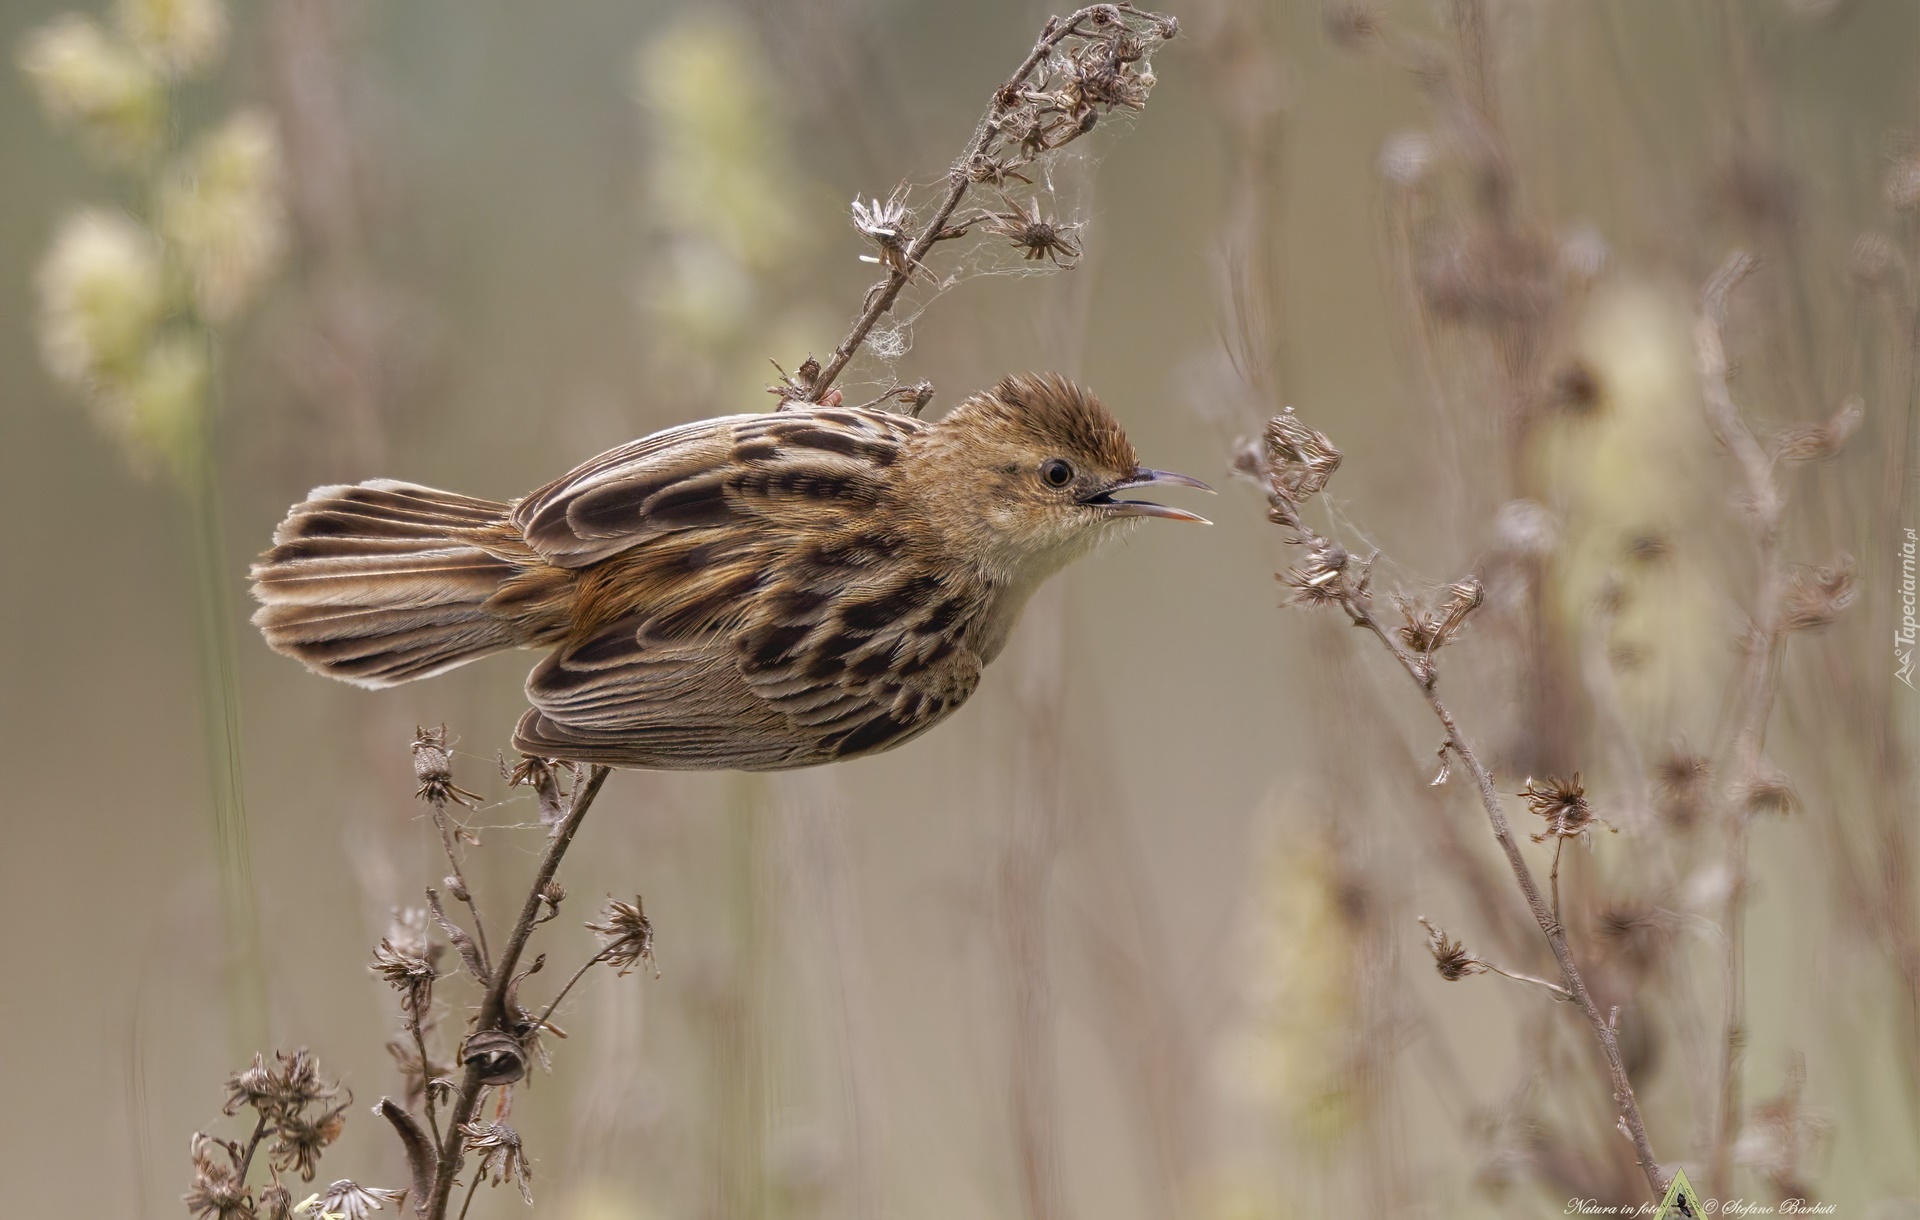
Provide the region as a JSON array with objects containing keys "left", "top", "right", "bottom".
[{"left": 505, "top": 405, "right": 997, "bottom": 769}]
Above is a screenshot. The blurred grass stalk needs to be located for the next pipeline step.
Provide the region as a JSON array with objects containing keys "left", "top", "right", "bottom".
[
  {"left": 182, "top": 391, "right": 268, "bottom": 1053},
  {"left": 19, "top": 0, "right": 280, "bottom": 1052}
]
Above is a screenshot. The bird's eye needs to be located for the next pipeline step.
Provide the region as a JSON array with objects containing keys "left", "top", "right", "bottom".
[{"left": 1040, "top": 458, "right": 1074, "bottom": 488}]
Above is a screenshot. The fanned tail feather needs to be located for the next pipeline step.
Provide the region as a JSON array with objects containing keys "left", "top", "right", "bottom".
[{"left": 251, "top": 479, "right": 535, "bottom": 688}]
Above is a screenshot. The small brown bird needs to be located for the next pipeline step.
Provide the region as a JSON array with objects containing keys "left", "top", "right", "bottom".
[{"left": 251, "top": 373, "right": 1209, "bottom": 770}]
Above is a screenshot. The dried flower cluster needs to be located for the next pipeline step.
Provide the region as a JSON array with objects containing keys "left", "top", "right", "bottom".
[
  {"left": 1240, "top": 395, "right": 1665, "bottom": 1193},
  {"left": 1521, "top": 774, "right": 1609, "bottom": 843},
  {"left": 586, "top": 895, "right": 659, "bottom": 978},
  {"left": 187, "top": 733, "right": 652, "bottom": 1220},
  {"left": 186, "top": 1050, "right": 384, "bottom": 1220},
  {"left": 1417, "top": 915, "right": 1489, "bottom": 982},
  {"left": 805, "top": 4, "right": 1178, "bottom": 404}
]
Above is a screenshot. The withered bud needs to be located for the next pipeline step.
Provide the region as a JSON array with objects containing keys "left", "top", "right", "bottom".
[
  {"left": 444, "top": 874, "right": 469, "bottom": 902},
  {"left": 536, "top": 879, "right": 566, "bottom": 925},
  {"left": 586, "top": 894, "right": 660, "bottom": 978},
  {"left": 1279, "top": 540, "right": 1348, "bottom": 607},
  {"left": 315, "top": 1180, "right": 406, "bottom": 1220},
  {"left": 257, "top": 1181, "right": 293, "bottom": 1220},
  {"left": 1782, "top": 554, "right": 1858, "bottom": 632},
  {"left": 1522, "top": 774, "right": 1608, "bottom": 842},
  {"left": 1417, "top": 915, "right": 1489, "bottom": 981},
  {"left": 1262, "top": 408, "right": 1343, "bottom": 501},
  {"left": 222, "top": 1048, "right": 340, "bottom": 1124},
  {"left": 461, "top": 1122, "right": 534, "bottom": 1204},
  {"left": 1395, "top": 579, "right": 1483, "bottom": 654},
  {"left": 370, "top": 937, "right": 435, "bottom": 1018},
  {"left": 412, "top": 726, "right": 480, "bottom": 809},
  {"left": 268, "top": 1100, "right": 347, "bottom": 1182}
]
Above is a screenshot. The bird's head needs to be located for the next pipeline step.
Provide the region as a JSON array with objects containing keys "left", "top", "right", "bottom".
[{"left": 920, "top": 372, "right": 1211, "bottom": 578}]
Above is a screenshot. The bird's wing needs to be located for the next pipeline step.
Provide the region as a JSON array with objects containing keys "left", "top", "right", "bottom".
[
  {"left": 732, "top": 563, "right": 987, "bottom": 760},
  {"left": 517, "top": 564, "right": 987, "bottom": 770},
  {"left": 511, "top": 407, "right": 928, "bottom": 568}
]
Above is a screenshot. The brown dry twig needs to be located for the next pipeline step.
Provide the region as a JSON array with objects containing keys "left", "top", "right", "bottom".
[
  {"left": 1244, "top": 407, "right": 1669, "bottom": 1200},
  {"left": 803, "top": 3, "right": 1179, "bottom": 403}
]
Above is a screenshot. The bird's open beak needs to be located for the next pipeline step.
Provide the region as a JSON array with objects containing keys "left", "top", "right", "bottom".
[{"left": 1081, "top": 467, "right": 1214, "bottom": 524}]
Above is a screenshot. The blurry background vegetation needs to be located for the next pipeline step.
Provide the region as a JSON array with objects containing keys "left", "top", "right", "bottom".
[{"left": 3, "top": 1, "right": 1919, "bottom": 1217}]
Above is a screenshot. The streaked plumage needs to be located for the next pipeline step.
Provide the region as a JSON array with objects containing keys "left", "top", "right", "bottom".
[{"left": 251, "top": 373, "right": 1208, "bottom": 770}]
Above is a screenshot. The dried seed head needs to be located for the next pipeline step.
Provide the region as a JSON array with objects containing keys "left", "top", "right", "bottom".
[
  {"left": 314, "top": 1180, "right": 405, "bottom": 1220},
  {"left": 461, "top": 1122, "right": 534, "bottom": 1204},
  {"left": 257, "top": 1181, "right": 293, "bottom": 1220},
  {"left": 586, "top": 895, "right": 660, "bottom": 978},
  {"left": 1278, "top": 540, "right": 1349, "bottom": 607},
  {"left": 268, "top": 1101, "right": 346, "bottom": 1182},
  {"left": 412, "top": 726, "right": 480, "bottom": 809},
  {"left": 980, "top": 194, "right": 1082, "bottom": 267},
  {"left": 1262, "top": 408, "right": 1343, "bottom": 502},
  {"left": 185, "top": 1133, "right": 252, "bottom": 1220},
  {"left": 850, "top": 185, "right": 917, "bottom": 275},
  {"left": 370, "top": 936, "right": 435, "bottom": 1017},
  {"left": 1522, "top": 774, "right": 1606, "bottom": 842},
  {"left": 1394, "top": 579, "right": 1483, "bottom": 654},
  {"left": 1417, "top": 916, "right": 1489, "bottom": 981}
]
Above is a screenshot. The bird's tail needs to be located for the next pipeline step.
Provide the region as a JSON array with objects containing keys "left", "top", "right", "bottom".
[{"left": 250, "top": 479, "right": 552, "bottom": 689}]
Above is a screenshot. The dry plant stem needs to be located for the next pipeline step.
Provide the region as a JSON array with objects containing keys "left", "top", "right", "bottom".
[
  {"left": 1697, "top": 252, "right": 1791, "bottom": 1202},
  {"left": 429, "top": 800, "right": 491, "bottom": 978},
  {"left": 411, "top": 1007, "right": 441, "bottom": 1148},
  {"left": 423, "top": 763, "right": 612, "bottom": 1220},
  {"left": 1484, "top": 961, "right": 1572, "bottom": 999},
  {"left": 534, "top": 948, "right": 614, "bottom": 1031},
  {"left": 1266, "top": 494, "right": 1668, "bottom": 1200},
  {"left": 1551, "top": 838, "right": 1565, "bottom": 929},
  {"left": 811, "top": 6, "right": 1130, "bottom": 399}
]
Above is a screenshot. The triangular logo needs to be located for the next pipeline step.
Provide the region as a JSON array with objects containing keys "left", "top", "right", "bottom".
[{"left": 1655, "top": 1168, "right": 1707, "bottom": 1219}]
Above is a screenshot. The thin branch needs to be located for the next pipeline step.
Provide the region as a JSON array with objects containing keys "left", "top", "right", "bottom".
[
  {"left": 422, "top": 763, "right": 612, "bottom": 1220},
  {"left": 534, "top": 947, "right": 614, "bottom": 1033},
  {"left": 411, "top": 1010, "right": 442, "bottom": 1150},
  {"left": 429, "top": 800, "right": 491, "bottom": 978},
  {"left": 808, "top": 4, "right": 1176, "bottom": 400},
  {"left": 1257, "top": 437, "right": 1668, "bottom": 1201},
  {"left": 234, "top": 1111, "right": 270, "bottom": 1186},
  {"left": 1483, "top": 961, "right": 1573, "bottom": 1000},
  {"left": 1697, "top": 251, "right": 1793, "bottom": 1202}
]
